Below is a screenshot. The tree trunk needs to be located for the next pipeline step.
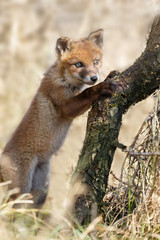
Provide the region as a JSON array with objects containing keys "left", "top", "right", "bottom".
[{"left": 72, "top": 14, "right": 160, "bottom": 222}]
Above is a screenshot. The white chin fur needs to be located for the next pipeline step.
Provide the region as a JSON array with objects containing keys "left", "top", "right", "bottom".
[
  {"left": 82, "top": 75, "right": 99, "bottom": 85},
  {"left": 73, "top": 73, "right": 99, "bottom": 85}
]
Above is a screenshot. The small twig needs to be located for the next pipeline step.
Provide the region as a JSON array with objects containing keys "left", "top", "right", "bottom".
[
  {"left": 124, "top": 150, "right": 160, "bottom": 156},
  {"left": 110, "top": 171, "right": 128, "bottom": 186}
]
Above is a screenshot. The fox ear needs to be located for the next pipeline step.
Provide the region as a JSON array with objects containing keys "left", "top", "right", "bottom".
[
  {"left": 56, "top": 37, "right": 71, "bottom": 55},
  {"left": 88, "top": 29, "right": 103, "bottom": 48}
]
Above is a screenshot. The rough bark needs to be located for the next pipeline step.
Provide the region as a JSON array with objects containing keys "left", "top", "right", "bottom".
[{"left": 72, "top": 14, "right": 160, "bottom": 220}]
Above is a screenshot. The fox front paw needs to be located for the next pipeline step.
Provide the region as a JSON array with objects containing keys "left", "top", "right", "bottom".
[
  {"left": 105, "top": 70, "right": 120, "bottom": 80},
  {"left": 100, "top": 80, "right": 118, "bottom": 97}
]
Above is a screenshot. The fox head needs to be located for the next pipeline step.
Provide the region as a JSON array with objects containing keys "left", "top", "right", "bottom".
[{"left": 56, "top": 29, "right": 103, "bottom": 87}]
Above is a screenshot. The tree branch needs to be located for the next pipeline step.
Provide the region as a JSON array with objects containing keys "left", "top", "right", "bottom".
[{"left": 72, "top": 14, "right": 160, "bottom": 217}]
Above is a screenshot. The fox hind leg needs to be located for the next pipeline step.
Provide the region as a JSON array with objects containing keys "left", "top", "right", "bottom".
[{"left": 31, "top": 160, "right": 50, "bottom": 207}]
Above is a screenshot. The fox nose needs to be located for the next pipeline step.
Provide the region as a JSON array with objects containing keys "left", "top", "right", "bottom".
[{"left": 90, "top": 76, "right": 98, "bottom": 83}]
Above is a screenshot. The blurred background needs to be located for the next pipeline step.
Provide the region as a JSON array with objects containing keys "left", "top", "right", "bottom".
[{"left": 0, "top": 0, "right": 160, "bottom": 215}]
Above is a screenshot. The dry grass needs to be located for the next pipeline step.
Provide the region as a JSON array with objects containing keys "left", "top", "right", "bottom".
[
  {"left": 103, "top": 92, "right": 160, "bottom": 238},
  {"left": 1, "top": 0, "right": 160, "bottom": 239}
]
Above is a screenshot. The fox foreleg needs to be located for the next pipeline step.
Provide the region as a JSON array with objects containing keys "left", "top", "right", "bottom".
[{"left": 60, "top": 80, "right": 117, "bottom": 119}]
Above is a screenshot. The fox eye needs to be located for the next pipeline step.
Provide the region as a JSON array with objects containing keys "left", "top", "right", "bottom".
[
  {"left": 75, "top": 62, "right": 83, "bottom": 68},
  {"left": 94, "top": 59, "right": 99, "bottom": 65}
]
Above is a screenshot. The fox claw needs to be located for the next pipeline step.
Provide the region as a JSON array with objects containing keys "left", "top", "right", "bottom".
[
  {"left": 105, "top": 70, "right": 120, "bottom": 81},
  {"left": 100, "top": 80, "right": 118, "bottom": 97},
  {"left": 108, "top": 81, "right": 118, "bottom": 92}
]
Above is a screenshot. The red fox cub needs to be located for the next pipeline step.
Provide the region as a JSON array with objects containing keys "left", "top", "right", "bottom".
[{"left": 0, "top": 29, "right": 116, "bottom": 207}]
